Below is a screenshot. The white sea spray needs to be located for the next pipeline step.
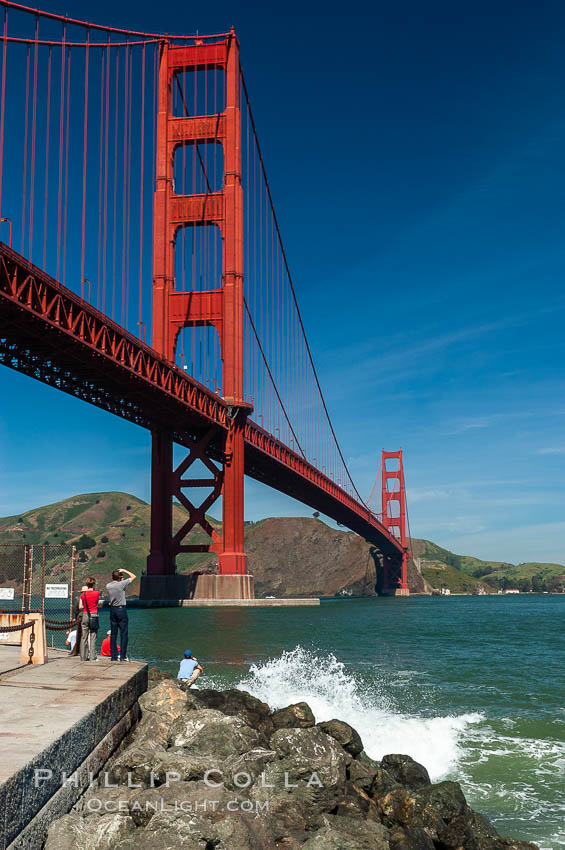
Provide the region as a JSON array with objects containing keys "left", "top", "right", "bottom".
[{"left": 235, "top": 646, "right": 482, "bottom": 781}]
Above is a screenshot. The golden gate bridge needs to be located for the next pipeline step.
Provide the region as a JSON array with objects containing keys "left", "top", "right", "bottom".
[{"left": 0, "top": 0, "right": 410, "bottom": 598}]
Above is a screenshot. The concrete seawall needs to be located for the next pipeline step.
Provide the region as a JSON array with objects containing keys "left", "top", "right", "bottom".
[{"left": 0, "top": 648, "right": 147, "bottom": 850}]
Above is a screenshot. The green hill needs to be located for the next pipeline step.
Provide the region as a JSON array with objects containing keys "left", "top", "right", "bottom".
[
  {"left": 0, "top": 492, "right": 220, "bottom": 594},
  {"left": 411, "top": 538, "right": 565, "bottom": 593}
]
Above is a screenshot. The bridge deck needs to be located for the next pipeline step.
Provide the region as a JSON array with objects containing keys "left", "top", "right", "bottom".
[{"left": 0, "top": 243, "right": 403, "bottom": 556}]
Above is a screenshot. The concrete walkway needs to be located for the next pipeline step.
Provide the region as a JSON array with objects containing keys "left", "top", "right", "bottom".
[{"left": 0, "top": 647, "right": 147, "bottom": 849}]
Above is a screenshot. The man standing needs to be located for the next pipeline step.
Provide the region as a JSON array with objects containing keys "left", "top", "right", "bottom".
[{"left": 106, "top": 569, "right": 135, "bottom": 661}]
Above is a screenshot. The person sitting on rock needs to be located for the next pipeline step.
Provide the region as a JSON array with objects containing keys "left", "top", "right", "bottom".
[
  {"left": 177, "top": 649, "right": 203, "bottom": 687},
  {"left": 100, "top": 629, "right": 120, "bottom": 658}
]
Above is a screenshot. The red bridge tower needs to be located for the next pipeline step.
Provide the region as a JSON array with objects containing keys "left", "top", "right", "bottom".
[
  {"left": 381, "top": 449, "right": 410, "bottom": 596},
  {"left": 144, "top": 32, "right": 253, "bottom": 600}
]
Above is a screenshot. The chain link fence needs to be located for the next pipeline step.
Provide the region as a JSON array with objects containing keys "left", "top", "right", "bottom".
[{"left": 0, "top": 543, "right": 77, "bottom": 649}]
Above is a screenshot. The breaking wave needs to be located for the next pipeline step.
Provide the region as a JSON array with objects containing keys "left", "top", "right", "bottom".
[{"left": 235, "top": 646, "right": 482, "bottom": 781}]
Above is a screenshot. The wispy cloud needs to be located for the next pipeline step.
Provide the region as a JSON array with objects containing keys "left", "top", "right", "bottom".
[
  {"left": 409, "top": 488, "right": 459, "bottom": 503},
  {"left": 434, "top": 521, "right": 565, "bottom": 565},
  {"left": 324, "top": 298, "right": 565, "bottom": 401},
  {"left": 417, "top": 515, "right": 488, "bottom": 536},
  {"left": 535, "top": 447, "right": 565, "bottom": 455}
]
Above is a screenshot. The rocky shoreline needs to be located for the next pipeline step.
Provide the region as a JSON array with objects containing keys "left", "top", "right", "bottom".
[{"left": 45, "top": 669, "right": 539, "bottom": 850}]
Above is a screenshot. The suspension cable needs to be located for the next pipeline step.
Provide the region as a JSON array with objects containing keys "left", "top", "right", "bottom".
[
  {"left": 0, "top": 0, "right": 228, "bottom": 41},
  {"left": 239, "top": 64, "right": 366, "bottom": 505}
]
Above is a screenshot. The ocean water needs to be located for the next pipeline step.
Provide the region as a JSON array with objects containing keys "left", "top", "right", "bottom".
[{"left": 96, "top": 595, "right": 565, "bottom": 849}]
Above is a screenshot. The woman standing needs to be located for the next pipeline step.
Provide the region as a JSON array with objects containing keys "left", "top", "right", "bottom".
[{"left": 78, "top": 576, "right": 100, "bottom": 661}]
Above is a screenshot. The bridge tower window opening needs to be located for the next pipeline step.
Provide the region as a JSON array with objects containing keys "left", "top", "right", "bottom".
[{"left": 171, "top": 67, "right": 226, "bottom": 120}]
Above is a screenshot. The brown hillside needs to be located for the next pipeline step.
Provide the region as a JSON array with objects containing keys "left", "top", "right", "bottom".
[{"left": 245, "top": 517, "right": 428, "bottom": 597}]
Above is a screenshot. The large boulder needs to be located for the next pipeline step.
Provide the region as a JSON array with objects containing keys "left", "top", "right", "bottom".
[
  {"left": 380, "top": 781, "right": 468, "bottom": 840},
  {"left": 437, "top": 814, "right": 481, "bottom": 850},
  {"left": 262, "top": 727, "right": 348, "bottom": 815},
  {"left": 149, "top": 745, "right": 277, "bottom": 789},
  {"left": 381, "top": 754, "right": 431, "bottom": 790},
  {"left": 75, "top": 786, "right": 138, "bottom": 817},
  {"left": 332, "top": 780, "right": 381, "bottom": 822},
  {"left": 467, "top": 811, "right": 501, "bottom": 850},
  {"left": 347, "top": 758, "right": 378, "bottom": 794},
  {"left": 113, "top": 810, "right": 276, "bottom": 850},
  {"left": 301, "top": 816, "right": 390, "bottom": 849},
  {"left": 150, "top": 748, "right": 226, "bottom": 785},
  {"left": 371, "top": 768, "right": 404, "bottom": 800},
  {"left": 45, "top": 812, "right": 136, "bottom": 850},
  {"left": 416, "top": 781, "right": 468, "bottom": 824},
  {"left": 379, "top": 788, "right": 446, "bottom": 839},
  {"left": 168, "top": 708, "right": 265, "bottom": 755},
  {"left": 108, "top": 741, "right": 167, "bottom": 786},
  {"left": 132, "top": 711, "right": 174, "bottom": 750},
  {"left": 186, "top": 688, "right": 275, "bottom": 738},
  {"left": 243, "top": 726, "right": 350, "bottom": 842},
  {"left": 389, "top": 825, "right": 436, "bottom": 850},
  {"left": 135, "top": 680, "right": 186, "bottom": 747},
  {"left": 271, "top": 701, "right": 315, "bottom": 729},
  {"left": 127, "top": 780, "right": 241, "bottom": 828},
  {"left": 221, "top": 746, "right": 278, "bottom": 790},
  {"left": 138, "top": 678, "right": 185, "bottom": 719},
  {"left": 317, "top": 719, "right": 363, "bottom": 757}
]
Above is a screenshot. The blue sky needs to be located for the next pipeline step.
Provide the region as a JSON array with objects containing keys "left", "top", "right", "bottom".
[{"left": 2, "top": 0, "right": 565, "bottom": 564}]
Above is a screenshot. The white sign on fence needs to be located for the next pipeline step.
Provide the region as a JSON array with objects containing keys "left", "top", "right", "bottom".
[
  {"left": 0, "top": 633, "right": 10, "bottom": 640},
  {"left": 0, "top": 588, "right": 15, "bottom": 600},
  {"left": 45, "top": 584, "right": 69, "bottom": 599}
]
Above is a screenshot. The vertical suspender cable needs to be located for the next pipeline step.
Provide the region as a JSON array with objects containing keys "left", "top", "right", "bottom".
[
  {"left": 181, "top": 69, "right": 186, "bottom": 292},
  {"left": 112, "top": 47, "right": 120, "bottom": 320},
  {"left": 42, "top": 47, "right": 51, "bottom": 270},
  {"left": 245, "top": 94, "right": 249, "bottom": 399},
  {"left": 56, "top": 27, "right": 65, "bottom": 280},
  {"left": 102, "top": 34, "right": 111, "bottom": 314},
  {"left": 191, "top": 63, "right": 197, "bottom": 374},
  {"left": 125, "top": 43, "right": 133, "bottom": 330},
  {"left": 214, "top": 64, "right": 219, "bottom": 387},
  {"left": 80, "top": 31, "right": 90, "bottom": 297},
  {"left": 28, "top": 15, "right": 38, "bottom": 261},
  {"left": 121, "top": 45, "right": 128, "bottom": 324},
  {"left": 62, "top": 47, "right": 71, "bottom": 283},
  {"left": 21, "top": 44, "right": 30, "bottom": 253},
  {"left": 138, "top": 42, "right": 145, "bottom": 333},
  {"left": 205, "top": 63, "right": 209, "bottom": 382},
  {"left": 0, "top": 9, "right": 7, "bottom": 216},
  {"left": 97, "top": 49, "right": 105, "bottom": 309},
  {"left": 180, "top": 66, "right": 187, "bottom": 368}
]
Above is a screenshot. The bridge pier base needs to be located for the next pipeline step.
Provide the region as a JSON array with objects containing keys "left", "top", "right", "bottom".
[
  {"left": 384, "top": 587, "right": 410, "bottom": 597},
  {"left": 139, "top": 573, "right": 254, "bottom": 602},
  {"left": 379, "top": 552, "right": 410, "bottom": 597}
]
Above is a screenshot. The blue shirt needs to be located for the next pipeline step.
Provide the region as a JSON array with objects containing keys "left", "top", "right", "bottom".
[{"left": 177, "top": 658, "right": 198, "bottom": 679}]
